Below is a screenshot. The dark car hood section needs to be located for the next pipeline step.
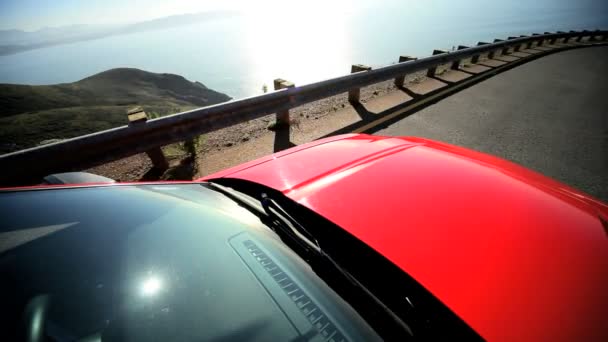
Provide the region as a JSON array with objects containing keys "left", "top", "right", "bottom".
[{"left": 202, "top": 134, "right": 608, "bottom": 342}]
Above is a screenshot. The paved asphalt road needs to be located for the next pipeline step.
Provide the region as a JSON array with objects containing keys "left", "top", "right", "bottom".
[{"left": 376, "top": 46, "right": 608, "bottom": 202}]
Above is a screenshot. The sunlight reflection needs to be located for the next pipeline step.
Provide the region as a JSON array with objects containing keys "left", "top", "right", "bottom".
[
  {"left": 243, "top": 1, "right": 352, "bottom": 93},
  {"left": 141, "top": 276, "right": 163, "bottom": 297}
]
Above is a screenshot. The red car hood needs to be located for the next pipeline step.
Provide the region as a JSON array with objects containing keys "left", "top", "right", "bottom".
[{"left": 200, "top": 134, "right": 608, "bottom": 341}]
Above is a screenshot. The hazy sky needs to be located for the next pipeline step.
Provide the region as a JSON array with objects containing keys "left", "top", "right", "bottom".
[
  {"left": 0, "top": 0, "right": 360, "bottom": 31},
  {"left": 1, "top": 0, "right": 606, "bottom": 32},
  {"left": 0, "top": 0, "right": 230, "bottom": 30}
]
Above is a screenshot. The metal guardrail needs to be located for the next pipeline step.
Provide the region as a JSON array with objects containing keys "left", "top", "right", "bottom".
[{"left": 1, "top": 29, "right": 606, "bottom": 185}]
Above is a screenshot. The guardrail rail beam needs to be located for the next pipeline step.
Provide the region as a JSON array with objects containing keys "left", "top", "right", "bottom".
[{"left": 1, "top": 29, "right": 605, "bottom": 186}]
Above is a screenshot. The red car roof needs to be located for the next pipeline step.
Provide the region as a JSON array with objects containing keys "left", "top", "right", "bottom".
[{"left": 201, "top": 134, "right": 608, "bottom": 342}]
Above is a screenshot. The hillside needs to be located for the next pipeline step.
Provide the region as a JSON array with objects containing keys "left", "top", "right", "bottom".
[{"left": 0, "top": 68, "right": 231, "bottom": 153}]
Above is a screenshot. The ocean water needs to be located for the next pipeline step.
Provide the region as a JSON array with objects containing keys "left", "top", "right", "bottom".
[{"left": 0, "top": 0, "right": 606, "bottom": 99}]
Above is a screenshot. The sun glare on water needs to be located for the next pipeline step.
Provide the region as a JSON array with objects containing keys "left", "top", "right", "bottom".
[{"left": 241, "top": 0, "right": 353, "bottom": 92}]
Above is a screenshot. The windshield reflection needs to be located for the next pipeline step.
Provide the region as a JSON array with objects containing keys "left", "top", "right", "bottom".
[{"left": 141, "top": 276, "right": 163, "bottom": 297}]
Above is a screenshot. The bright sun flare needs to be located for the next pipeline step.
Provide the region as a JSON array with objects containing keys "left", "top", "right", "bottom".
[{"left": 141, "top": 276, "right": 162, "bottom": 296}]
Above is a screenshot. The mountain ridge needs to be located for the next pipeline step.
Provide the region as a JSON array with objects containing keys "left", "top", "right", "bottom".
[
  {"left": 0, "top": 67, "right": 230, "bottom": 117},
  {"left": 0, "top": 68, "right": 231, "bottom": 153}
]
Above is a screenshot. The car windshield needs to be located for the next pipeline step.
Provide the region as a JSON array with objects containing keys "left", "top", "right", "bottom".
[{"left": 0, "top": 183, "right": 381, "bottom": 341}]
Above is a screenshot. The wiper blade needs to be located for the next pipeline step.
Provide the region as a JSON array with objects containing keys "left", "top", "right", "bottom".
[
  {"left": 205, "top": 183, "right": 318, "bottom": 250},
  {"left": 206, "top": 182, "right": 265, "bottom": 214},
  {"left": 260, "top": 192, "right": 321, "bottom": 254},
  {"left": 206, "top": 183, "right": 323, "bottom": 254},
  {"left": 259, "top": 193, "right": 413, "bottom": 336},
  {"left": 208, "top": 183, "right": 413, "bottom": 337}
]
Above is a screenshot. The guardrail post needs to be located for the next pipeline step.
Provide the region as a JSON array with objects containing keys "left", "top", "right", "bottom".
[
  {"left": 127, "top": 108, "right": 169, "bottom": 170},
  {"left": 273, "top": 78, "right": 295, "bottom": 125},
  {"left": 577, "top": 30, "right": 588, "bottom": 42},
  {"left": 5, "top": 29, "right": 607, "bottom": 185},
  {"left": 348, "top": 64, "right": 372, "bottom": 102},
  {"left": 567, "top": 30, "right": 577, "bottom": 43},
  {"left": 491, "top": 39, "right": 504, "bottom": 58},
  {"left": 394, "top": 56, "right": 417, "bottom": 87},
  {"left": 519, "top": 35, "right": 533, "bottom": 49},
  {"left": 532, "top": 33, "right": 543, "bottom": 46},
  {"left": 589, "top": 29, "right": 599, "bottom": 41},
  {"left": 508, "top": 37, "right": 521, "bottom": 51},
  {"left": 426, "top": 50, "right": 447, "bottom": 77},
  {"left": 450, "top": 46, "right": 469, "bottom": 69},
  {"left": 553, "top": 31, "right": 566, "bottom": 44},
  {"left": 499, "top": 39, "right": 512, "bottom": 55},
  {"left": 471, "top": 42, "right": 489, "bottom": 63}
]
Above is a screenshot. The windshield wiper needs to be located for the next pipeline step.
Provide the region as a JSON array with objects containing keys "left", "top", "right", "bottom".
[
  {"left": 260, "top": 192, "right": 321, "bottom": 254},
  {"left": 259, "top": 192, "right": 413, "bottom": 337},
  {"left": 205, "top": 183, "right": 320, "bottom": 250},
  {"left": 206, "top": 182, "right": 412, "bottom": 337}
]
